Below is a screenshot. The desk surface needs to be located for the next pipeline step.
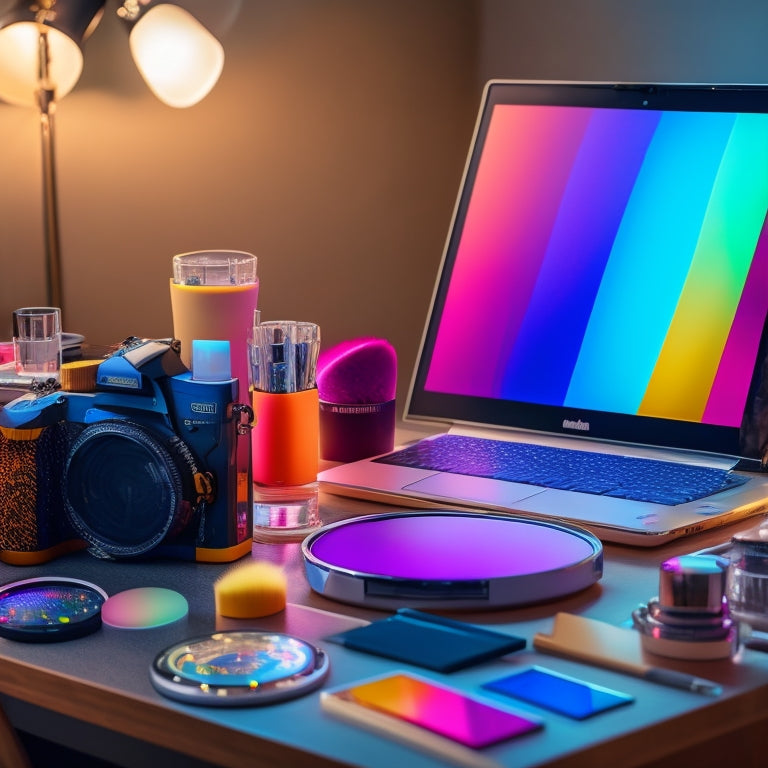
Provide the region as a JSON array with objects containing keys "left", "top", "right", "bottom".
[{"left": 0, "top": 476, "right": 767, "bottom": 767}]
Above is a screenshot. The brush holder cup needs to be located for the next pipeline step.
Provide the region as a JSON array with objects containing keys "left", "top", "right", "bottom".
[
  {"left": 252, "top": 388, "right": 319, "bottom": 487},
  {"left": 319, "top": 399, "right": 396, "bottom": 463}
]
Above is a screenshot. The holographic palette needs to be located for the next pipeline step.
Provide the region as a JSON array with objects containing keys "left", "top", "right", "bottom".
[
  {"left": 408, "top": 82, "right": 768, "bottom": 457},
  {"left": 0, "top": 577, "right": 107, "bottom": 642},
  {"left": 322, "top": 672, "right": 543, "bottom": 749},
  {"left": 150, "top": 630, "right": 330, "bottom": 706}
]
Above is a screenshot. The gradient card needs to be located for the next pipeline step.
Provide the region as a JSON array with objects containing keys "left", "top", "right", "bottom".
[
  {"left": 323, "top": 672, "right": 543, "bottom": 749},
  {"left": 424, "top": 100, "right": 768, "bottom": 431}
]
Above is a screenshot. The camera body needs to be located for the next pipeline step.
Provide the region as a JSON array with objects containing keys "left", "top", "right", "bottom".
[{"left": 0, "top": 338, "right": 253, "bottom": 565}]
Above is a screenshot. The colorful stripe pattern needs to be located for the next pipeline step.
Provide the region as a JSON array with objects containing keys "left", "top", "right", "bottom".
[{"left": 425, "top": 104, "right": 768, "bottom": 428}]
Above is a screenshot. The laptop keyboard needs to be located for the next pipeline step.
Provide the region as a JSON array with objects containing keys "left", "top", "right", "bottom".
[{"left": 374, "top": 433, "right": 747, "bottom": 506}]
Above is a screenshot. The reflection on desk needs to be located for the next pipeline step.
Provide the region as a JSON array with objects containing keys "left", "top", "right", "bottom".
[{"left": 0, "top": 490, "right": 766, "bottom": 767}]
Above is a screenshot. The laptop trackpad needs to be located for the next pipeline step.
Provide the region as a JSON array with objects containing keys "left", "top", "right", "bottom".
[{"left": 405, "top": 473, "right": 545, "bottom": 506}]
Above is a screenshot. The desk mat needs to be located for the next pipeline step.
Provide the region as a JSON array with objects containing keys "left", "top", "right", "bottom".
[{"left": 215, "top": 602, "right": 369, "bottom": 641}]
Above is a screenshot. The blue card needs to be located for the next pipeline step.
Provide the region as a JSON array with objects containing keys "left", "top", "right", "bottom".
[{"left": 484, "top": 665, "right": 634, "bottom": 719}]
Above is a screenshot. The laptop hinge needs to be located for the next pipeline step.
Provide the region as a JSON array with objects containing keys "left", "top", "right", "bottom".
[{"left": 733, "top": 457, "right": 768, "bottom": 473}]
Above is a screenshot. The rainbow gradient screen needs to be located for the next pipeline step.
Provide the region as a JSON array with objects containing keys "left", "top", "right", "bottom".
[{"left": 411, "top": 83, "right": 768, "bottom": 454}]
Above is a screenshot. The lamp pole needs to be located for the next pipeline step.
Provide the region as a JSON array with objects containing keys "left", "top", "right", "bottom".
[{"left": 36, "top": 27, "right": 64, "bottom": 315}]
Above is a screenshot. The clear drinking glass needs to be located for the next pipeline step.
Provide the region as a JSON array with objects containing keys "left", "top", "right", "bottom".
[{"left": 12, "top": 306, "right": 62, "bottom": 381}]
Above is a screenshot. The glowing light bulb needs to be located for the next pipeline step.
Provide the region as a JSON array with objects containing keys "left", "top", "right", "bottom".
[
  {"left": 0, "top": 22, "right": 83, "bottom": 107},
  {"left": 129, "top": 4, "right": 224, "bottom": 108}
]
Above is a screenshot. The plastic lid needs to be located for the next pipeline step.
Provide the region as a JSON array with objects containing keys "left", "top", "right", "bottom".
[{"left": 172, "top": 250, "right": 257, "bottom": 286}]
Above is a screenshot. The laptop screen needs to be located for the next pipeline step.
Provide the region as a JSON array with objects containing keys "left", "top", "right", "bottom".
[{"left": 407, "top": 81, "right": 768, "bottom": 457}]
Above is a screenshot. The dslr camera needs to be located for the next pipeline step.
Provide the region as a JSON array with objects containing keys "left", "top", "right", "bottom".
[{"left": 0, "top": 338, "right": 253, "bottom": 564}]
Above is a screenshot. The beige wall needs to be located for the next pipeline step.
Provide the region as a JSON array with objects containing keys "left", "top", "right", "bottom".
[
  {"left": 478, "top": 0, "right": 768, "bottom": 84},
  {"left": 3, "top": 0, "right": 767, "bottom": 408},
  {"left": 0, "top": 1, "right": 479, "bottom": 406}
]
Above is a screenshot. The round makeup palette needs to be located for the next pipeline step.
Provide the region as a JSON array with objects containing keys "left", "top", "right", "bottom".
[
  {"left": 0, "top": 577, "right": 107, "bottom": 642},
  {"left": 302, "top": 510, "right": 603, "bottom": 610},
  {"left": 150, "top": 630, "right": 330, "bottom": 706}
]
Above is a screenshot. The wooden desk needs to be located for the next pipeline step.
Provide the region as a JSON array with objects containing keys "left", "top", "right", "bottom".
[{"left": 0, "top": 491, "right": 767, "bottom": 768}]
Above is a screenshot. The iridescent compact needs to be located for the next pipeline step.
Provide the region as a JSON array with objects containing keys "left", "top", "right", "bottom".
[
  {"left": 0, "top": 576, "right": 108, "bottom": 642},
  {"left": 150, "top": 630, "right": 330, "bottom": 706}
]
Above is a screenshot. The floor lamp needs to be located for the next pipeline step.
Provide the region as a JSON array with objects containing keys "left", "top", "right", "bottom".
[{"left": 0, "top": 0, "right": 226, "bottom": 321}]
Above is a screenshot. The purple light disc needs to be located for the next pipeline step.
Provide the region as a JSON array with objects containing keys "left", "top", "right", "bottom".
[
  {"left": 309, "top": 514, "right": 593, "bottom": 579},
  {"left": 302, "top": 511, "right": 603, "bottom": 609}
]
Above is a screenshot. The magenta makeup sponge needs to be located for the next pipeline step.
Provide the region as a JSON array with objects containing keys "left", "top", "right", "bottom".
[{"left": 317, "top": 338, "right": 397, "bottom": 405}]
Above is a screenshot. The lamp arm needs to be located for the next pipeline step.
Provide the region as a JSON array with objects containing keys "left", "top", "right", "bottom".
[{"left": 36, "top": 27, "right": 64, "bottom": 313}]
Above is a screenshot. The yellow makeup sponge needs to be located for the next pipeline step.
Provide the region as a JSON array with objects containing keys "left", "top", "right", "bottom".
[{"left": 214, "top": 561, "right": 287, "bottom": 618}]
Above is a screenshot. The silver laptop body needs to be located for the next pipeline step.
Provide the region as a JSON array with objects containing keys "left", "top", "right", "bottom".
[{"left": 320, "top": 80, "right": 768, "bottom": 546}]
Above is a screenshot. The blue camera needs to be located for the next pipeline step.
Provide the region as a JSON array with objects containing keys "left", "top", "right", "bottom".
[{"left": 0, "top": 338, "right": 253, "bottom": 564}]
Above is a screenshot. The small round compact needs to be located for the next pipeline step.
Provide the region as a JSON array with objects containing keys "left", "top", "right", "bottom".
[
  {"left": 0, "top": 576, "right": 108, "bottom": 642},
  {"left": 632, "top": 554, "right": 738, "bottom": 660},
  {"left": 150, "top": 630, "right": 330, "bottom": 706}
]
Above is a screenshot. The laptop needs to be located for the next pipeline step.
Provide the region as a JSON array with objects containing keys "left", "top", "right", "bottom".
[{"left": 319, "top": 80, "right": 768, "bottom": 546}]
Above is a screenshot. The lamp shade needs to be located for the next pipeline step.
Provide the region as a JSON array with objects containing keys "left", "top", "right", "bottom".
[
  {"left": 0, "top": 23, "right": 80, "bottom": 106},
  {"left": 128, "top": 3, "right": 224, "bottom": 108},
  {"left": 0, "top": 0, "right": 105, "bottom": 107}
]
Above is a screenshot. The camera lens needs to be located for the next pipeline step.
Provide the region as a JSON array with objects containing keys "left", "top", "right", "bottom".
[{"left": 64, "top": 420, "right": 196, "bottom": 558}]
